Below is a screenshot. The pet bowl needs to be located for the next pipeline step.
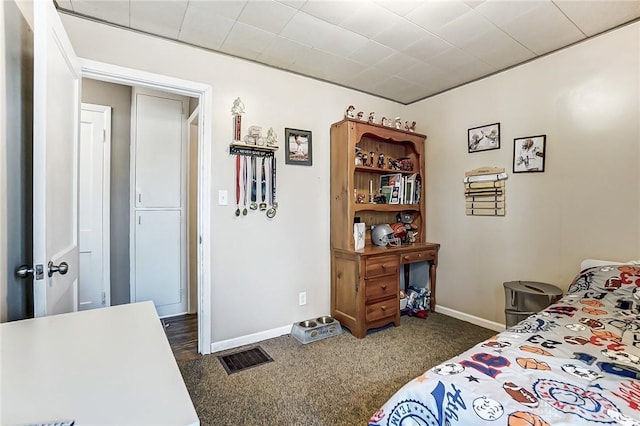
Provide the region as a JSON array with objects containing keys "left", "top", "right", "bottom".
[
  {"left": 298, "top": 320, "right": 317, "bottom": 328},
  {"left": 316, "top": 316, "right": 335, "bottom": 324}
]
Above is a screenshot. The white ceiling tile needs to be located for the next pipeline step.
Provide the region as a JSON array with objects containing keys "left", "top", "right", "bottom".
[
  {"left": 375, "top": 0, "right": 424, "bottom": 17},
  {"left": 219, "top": 22, "right": 278, "bottom": 60},
  {"left": 474, "top": 1, "right": 543, "bottom": 28},
  {"left": 340, "top": 2, "right": 402, "bottom": 38},
  {"left": 427, "top": 47, "right": 474, "bottom": 71},
  {"left": 433, "top": 9, "right": 495, "bottom": 46},
  {"left": 406, "top": 1, "right": 472, "bottom": 32},
  {"left": 178, "top": 3, "right": 236, "bottom": 50},
  {"left": 280, "top": 11, "right": 336, "bottom": 47},
  {"left": 276, "top": 0, "right": 307, "bottom": 10},
  {"left": 373, "top": 52, "right": 422, "bottom": 76},
  {"left": 314, "top": 25, "right": 370, "bottom": 57},
  {"left": 372, "top": 19, "right": 430, "bottom": 51},
  {"left": 130, "top": 0, "right": 188, "bottom": 39},
  {"left": 458, "top": 27, "right": 535, "bottom": 69},
  {"left": 465, "top": 0, "right": 486, "bottom": 9},
  {"left": 554, "top": 0, "right": 640, "bottom": 36},
  {"left": 57, "top": 0, "right": 74, "bottom": 11},
  {"left": 300, "top": 0, "right": 360, "bottom": 25},
  {"left": 257, "top": 36, "right": 310, "bottom": 69},
  {"left": 394, "top": 62, "right": 449, "bottom": 88},
  {"left": 237, "top": 1, "right": 297, "bottom": 34},
  {"left": 498, "top": 2, "right": 586, "bottom": 54},
  {"left": 402, "top": 31, "right": 453, "bottom": 60},
  {"left": 69, "top": 0, "right": 130, "bottom": 27},
  {"left": 349, "top": 40, "right": 395, "bottom": 66},
  {"left": 345, "top": 66, "right": 395, "bottom": 91}
]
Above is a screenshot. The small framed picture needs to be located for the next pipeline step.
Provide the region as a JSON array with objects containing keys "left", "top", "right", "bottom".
[
  {"left": 513, "top": 135, "right": 546, "bottom": 173},
  {"left": 285, "top": 128, "right": 312, "bottom": 166},
  {"left": 468, "top": 122, "right": 500, "bottom": 153}
]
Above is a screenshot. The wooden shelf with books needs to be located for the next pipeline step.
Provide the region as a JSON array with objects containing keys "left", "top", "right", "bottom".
[{"left": 330, "top": 118, "right": 439, "bottom": 338}]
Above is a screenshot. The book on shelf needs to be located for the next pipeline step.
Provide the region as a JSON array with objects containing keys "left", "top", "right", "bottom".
[{"left": 379, "top": 173, "right": 402, "bottom": 204}]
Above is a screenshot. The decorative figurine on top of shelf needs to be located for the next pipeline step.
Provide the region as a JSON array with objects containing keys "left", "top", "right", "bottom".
[
  {"left": 398, "top": 157, "right": 414, "bottom": 171},
  {"left": 404, "top": 121, "right": 410, "bottom": 131},
  {"left": 231, "top": 97, "right": 245, "bottom": 142},
  {"left": 368, "top": 112, "right": 376, "bottom": 124},
  {"left": 355, "top": 147, "right": 365, "bottom": 166},
  {"left": 394, "top": 117, "right": 402, "bottom": 129},
  {"left": 381, "top": 117, "right": 389, "bottom": 127},
  {"left": 377, "top": 153, "right": 385, "bottom": 168},
  {"left": 369, "top": 152, "right": 375, "bottom": 168},
  {"left": 409, "top": 121, "right": 417, "bottom": 132},
  {"left": 345, "top": 105, "right": 356, "bottom": 118},
  {"left": 388, "top": 157, "right": 401, "bottom": 171},
  {"left": 266, "top": 127, "right": 278, "bottom": 148},
  {"left": 357, "top": 111, "right": 364, "bottom": 120}
]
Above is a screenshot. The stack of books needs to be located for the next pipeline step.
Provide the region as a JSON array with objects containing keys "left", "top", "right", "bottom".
[{"left": 379, "top": 173, "right": 420, "bottom": 204}]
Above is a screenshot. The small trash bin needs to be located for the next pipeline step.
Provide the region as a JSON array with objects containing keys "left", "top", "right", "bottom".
[{"left": 503, "top": 281, "right": 563, "bottom": 327}]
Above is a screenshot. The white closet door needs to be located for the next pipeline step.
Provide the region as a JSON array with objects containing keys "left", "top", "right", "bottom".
[
  {"left": 135, "top": 210, "right": 183, "bottom": 310},
  {"left": 134, "top": 94, "right": 183, "bottom": 208}
]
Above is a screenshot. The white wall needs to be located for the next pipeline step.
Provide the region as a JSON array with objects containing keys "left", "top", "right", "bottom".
[
  {"left": 59, "top": 14, "right": 405, "bottom": 345},
  {"left": 406, "top": 22, "right": 640, "bottom": 325}
]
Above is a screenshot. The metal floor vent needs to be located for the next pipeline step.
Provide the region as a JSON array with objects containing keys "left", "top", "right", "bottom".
[{"left": 218, "top": 346, "right": 273, "bottom": 375}]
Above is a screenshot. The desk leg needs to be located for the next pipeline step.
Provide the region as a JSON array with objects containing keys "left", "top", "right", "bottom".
[
  {"left": 429, "top": 259, "right": 437, "bottom": 312},
  {"left": 403, "top": 264, "right": 410, "bottom": 291}
]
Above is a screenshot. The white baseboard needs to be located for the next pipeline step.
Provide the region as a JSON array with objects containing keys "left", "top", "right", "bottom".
[
  {"left": 210, "top": 324, "right": 292, "bottom": 354},
  {"left": 435, "top": 305, "right": 505, "bottom": 333}
]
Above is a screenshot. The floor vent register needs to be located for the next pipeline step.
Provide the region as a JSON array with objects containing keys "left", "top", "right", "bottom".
[{"left": 217, "top": 346, "right": 273, "bottom": 375}]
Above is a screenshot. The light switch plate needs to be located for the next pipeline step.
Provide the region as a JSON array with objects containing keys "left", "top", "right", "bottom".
[{"left": 218, "top": 190, "right": 228, "bottom": 206}]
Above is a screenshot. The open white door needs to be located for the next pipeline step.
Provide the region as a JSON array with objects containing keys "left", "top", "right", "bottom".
[{"left": 32, "top": 0, "right": 81, "bottom": 316}]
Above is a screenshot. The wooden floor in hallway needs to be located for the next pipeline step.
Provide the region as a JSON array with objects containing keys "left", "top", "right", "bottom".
[{"left": 163, "top": 314, "right": 200, "bottom": 361}]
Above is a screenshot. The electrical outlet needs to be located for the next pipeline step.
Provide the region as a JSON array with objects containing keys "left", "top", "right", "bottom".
[{"left": 299, "top": 292, "right": 307, "bottom": 306}]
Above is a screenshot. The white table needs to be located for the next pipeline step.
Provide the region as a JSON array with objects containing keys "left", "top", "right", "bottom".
[{"left": 1, "top": 301, "right": 199, "bottom": 426}]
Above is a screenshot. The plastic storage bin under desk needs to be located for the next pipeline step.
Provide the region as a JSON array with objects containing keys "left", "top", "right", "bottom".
[{"left": 503, "top": 280, "right": 563, "bottom": 328}]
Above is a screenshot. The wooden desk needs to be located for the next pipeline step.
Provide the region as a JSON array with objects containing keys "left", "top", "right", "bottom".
[
  {"left": 331, "top": 242, "right": 440, "bottom": 338},
  {"left": 1, "top": 301, "right": 199, "bottom": 426}
]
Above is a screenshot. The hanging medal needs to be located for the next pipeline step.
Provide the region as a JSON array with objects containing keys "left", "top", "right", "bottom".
[
  {"left": 235, "top": 155, "right": 241, "bottom": 216},
  {"left": 250, "top": 156, "right": 258, "bottom": 210},
  {"left": 242, "top": 156, "right": 248, "bottom": 216},
  {"left": 266, "top": 155, "right": 277, "bottom": 218},
  {"left": 259, "top": 157, "right": 267, "bottom": 210}
]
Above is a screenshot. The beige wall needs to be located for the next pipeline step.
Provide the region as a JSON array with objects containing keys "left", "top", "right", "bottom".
[
  {"left": 60, "top": 14, "right": 404, "bottom": 344},
  {"left": 407, "top": 22, "right": 640, "bottom": 326}
]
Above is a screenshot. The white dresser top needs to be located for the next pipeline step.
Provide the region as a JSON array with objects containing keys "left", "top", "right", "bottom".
[{"left": 1, "top": 301, "right": 199, "bottom": 426}]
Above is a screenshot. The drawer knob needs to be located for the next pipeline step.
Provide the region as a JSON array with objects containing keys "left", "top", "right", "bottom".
[
  {"left": 381, "top": 305, "right": 386, "bottom": 310},
  {"left": 381, "top": 285, "right": 387, "bottom": 290}
]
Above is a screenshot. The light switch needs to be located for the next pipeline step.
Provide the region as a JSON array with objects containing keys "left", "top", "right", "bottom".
[{"left": 218, "top": 190, "right": 228, "bottom": 206}]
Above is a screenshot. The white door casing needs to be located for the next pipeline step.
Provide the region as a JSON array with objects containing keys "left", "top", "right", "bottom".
[
  {"left": 32, "top": 0, "right": 81, "bottom": 316},
  {"left": 78, "top": 59, "right": 212, "bottom": 354},
  {"left": 78, "top": 104, "right": 111, "bottom": 310}
]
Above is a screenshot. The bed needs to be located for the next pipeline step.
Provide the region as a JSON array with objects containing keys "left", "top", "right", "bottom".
[{"left": 369, "top": 263, "right": 640, "bottom": 426}]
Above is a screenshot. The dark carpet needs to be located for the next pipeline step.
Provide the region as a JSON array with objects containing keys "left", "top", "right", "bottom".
[{"left": 177, "top": 313, "right": 495, "bottom": 426}]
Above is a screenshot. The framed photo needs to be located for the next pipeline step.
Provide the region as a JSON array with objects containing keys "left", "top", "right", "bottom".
[
  {"left": 285, "top": 128, "right": 312, "bottom": 166},
  {"left": 468, "top": 122, "right": 500, "bottom": 153},
  {"left": 513, "top": 135, "right": 546, "bottom": 173}
]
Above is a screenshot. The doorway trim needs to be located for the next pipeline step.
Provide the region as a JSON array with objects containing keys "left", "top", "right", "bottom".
[{"left": 79, "top": 59, "right": 212, "bottom": 355}]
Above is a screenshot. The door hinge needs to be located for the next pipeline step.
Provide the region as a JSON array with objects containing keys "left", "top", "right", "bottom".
[
  {"left": 102, "top": 129, "right": 106, "bottom": 143},
  {"left": 102, "top": 291, "right": 106, "bottom": 305}
]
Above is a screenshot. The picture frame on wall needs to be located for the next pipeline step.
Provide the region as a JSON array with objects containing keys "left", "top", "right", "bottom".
[
  {"left": 513, "top": 135, "right": 546, "bottom": 173},
  {"left": 468, "top": 122, "right": 500, "bottom": 153},
  {"left": 285, "top": 128, "right": 312, "bottom": 166}
]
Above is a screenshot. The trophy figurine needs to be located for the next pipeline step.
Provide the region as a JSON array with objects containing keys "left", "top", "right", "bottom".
[{"left": 231, "top": 97, "right": 245, "bottom": 142}]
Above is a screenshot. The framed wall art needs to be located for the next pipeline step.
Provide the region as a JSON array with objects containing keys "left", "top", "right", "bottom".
[
  {"left": 468, "top": 122, "right": 500, "bottom": 153},
  {"left": 285, "top": 128, "right": 312, "bottom": 166},
  {"left": 513, "top": 135, "right": 546, "bottom": 173}
]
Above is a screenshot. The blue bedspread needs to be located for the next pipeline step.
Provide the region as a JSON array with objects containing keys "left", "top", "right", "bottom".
[{"left": 369, "top": 265, "right": 640, "bottom": 425}]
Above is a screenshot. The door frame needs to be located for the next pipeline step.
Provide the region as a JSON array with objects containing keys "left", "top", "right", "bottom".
[
  {"left": 79, "top": 59, "right": 212, "bottom": 355},
  {"left": 79, "top": 103, "right": 111, "bottom": 309}
]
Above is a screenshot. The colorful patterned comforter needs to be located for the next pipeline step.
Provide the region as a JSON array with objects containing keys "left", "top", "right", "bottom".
[{"left": 369, "top": 265, "right": 640, "bottom": 426}]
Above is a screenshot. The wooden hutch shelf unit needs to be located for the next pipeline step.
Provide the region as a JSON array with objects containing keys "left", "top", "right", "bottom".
[{"left": 330, "top": 118, "right": 440, "bottom": 338}]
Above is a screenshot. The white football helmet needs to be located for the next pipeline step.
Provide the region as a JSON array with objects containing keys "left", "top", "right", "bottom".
[{"left": 371, "top": 224, "right": 401, "bottom": 247}]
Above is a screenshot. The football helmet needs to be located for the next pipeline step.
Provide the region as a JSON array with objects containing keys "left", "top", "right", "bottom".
[{"left": 371, "top": 224, "right": 401, "bottom": 247}]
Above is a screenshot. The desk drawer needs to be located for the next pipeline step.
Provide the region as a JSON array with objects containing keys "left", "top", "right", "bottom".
[
  {"left": 402, "top": 250, "right": 436, "bottom": 264},
  {"left": 365, "top": 298, "right": 396, "bottom": 322},
  {"left": 365, "top": 276, "right": 397, "bottom": 302},
  {"left": 365, "top": 255, "right": 398, "bottom": 278}
]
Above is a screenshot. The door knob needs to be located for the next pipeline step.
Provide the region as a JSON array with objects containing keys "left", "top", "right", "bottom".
[
  {"left": 48, "top": 261, "right": 69, "bottom": 277},
  {"left": 15, "top": 265, "right": 33, "bottom": 279}
]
